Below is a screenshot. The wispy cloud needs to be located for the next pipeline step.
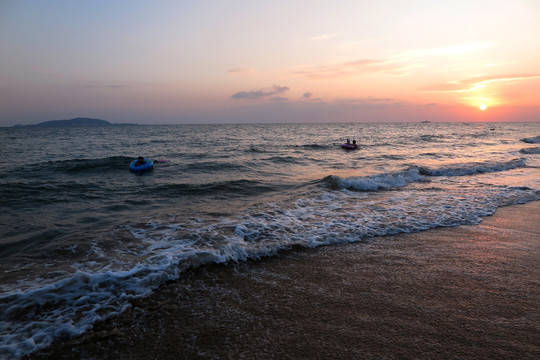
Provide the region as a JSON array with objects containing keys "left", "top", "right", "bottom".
[
  {"left": 228, "top": 68, "right": 256, "bottom": 76},
  {"left": 420, "top": 74, "right": 540, "bottom": 92},
  {"left": 231, "top": 85, "right": 290, "bottom": 100},
  {"left": 394, "top": 41, "right": 495, "bottom": 60},
  {"left": 288, "top": 41, "right": 496, "bottom": 81},
  {"left": 309, "top": 33, "right": 337, "bottom": 41},
  {"left": 336, "top": 97, "right": 405, "bottom": 106},
  {"left": 292, "top": 59, "right": 404, "bottom": 79}
]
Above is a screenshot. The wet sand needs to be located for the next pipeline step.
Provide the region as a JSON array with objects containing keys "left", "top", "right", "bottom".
[{"left": 28, "top": 202, "right": 540, "bottom": 360}]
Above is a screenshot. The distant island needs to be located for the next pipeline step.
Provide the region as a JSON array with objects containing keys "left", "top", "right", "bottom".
[{"left": 14, "top": 117, "right": 137, "bottom": 127}]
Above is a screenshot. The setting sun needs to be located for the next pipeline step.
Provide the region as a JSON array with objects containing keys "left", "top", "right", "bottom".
[{"left": 479, "top": 104, "right": 487, "bottom": 111}]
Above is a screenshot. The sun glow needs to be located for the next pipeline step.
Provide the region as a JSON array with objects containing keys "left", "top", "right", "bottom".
[{"left": 479, "top": 104, "right": 487, "bottom": 111}]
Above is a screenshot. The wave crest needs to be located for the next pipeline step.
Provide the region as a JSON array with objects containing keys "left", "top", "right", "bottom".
[
  {"left": 324, "top": 158, "right": 528, "bottom": 192},
  {"left": 418, "top": 158, "right": 526, "bottom": 177},
  {"left": 521, "top": 135, "right": 540, "bottom": 144},
  {"left": 324, "top": 168, "right": 425, "bottom": 191},
  {"left": 520, "top": 147, "right": 540, "bottom": 154}
]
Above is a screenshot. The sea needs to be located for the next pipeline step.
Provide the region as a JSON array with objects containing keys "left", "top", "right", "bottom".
[{"left": 1, "top": 121, "right": 539, "bottom": 359}]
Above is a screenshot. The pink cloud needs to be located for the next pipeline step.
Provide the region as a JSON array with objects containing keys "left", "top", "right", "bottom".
[{"left": 292, "top": 59, "right": 405, "bottom": 79}]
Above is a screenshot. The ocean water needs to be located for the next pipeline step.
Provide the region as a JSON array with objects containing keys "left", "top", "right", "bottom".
[{"left": 0, "top": 122, "right": 539, "bottom": 359}]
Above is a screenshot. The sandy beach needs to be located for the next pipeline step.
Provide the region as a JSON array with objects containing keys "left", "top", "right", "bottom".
[{"left": 27, "top": 201, "right": 539, "bottom": 360}]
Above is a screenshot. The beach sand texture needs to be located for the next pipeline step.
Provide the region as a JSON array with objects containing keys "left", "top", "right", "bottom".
[{"left": 27, "top": 201, "right": 539, "bottom": 360}]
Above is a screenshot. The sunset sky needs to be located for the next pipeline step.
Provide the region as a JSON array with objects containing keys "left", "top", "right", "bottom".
[{"left": 1, "top": 0, "right": 539, "bottom": 125}]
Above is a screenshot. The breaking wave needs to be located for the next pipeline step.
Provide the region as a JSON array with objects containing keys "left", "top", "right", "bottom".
[
  {"left": 521, "top": 135, "right": 540, "bottom": 144},
  {"left": 418, "top": 158, "right": 526, "bottom": 177}
]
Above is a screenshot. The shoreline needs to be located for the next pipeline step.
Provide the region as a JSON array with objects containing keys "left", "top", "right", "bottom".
[{"left": 27, "top": 201, "right": 540, "bottom": 359}]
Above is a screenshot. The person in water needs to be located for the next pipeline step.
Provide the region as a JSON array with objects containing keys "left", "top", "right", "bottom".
[
  {"left": 352, "top": 140, "right": 358, "bottom": 149},
  {"left": 134, "top": 156, "right": 146, "bottom": 166},
  {"left": 346, "top": 138, "right": 351, "bottom": 144}
]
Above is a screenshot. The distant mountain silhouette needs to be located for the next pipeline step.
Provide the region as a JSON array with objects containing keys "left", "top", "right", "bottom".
[
  {"left": 28, "top": 117, "right": 112, "bottom": 127},
  {"left": 16, "top": 117, "right": 137, "bottom": 127}
]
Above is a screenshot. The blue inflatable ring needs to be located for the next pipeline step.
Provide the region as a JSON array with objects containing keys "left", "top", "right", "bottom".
[{"left": 130, "top": 159, "right": 153, "bottom": 172}]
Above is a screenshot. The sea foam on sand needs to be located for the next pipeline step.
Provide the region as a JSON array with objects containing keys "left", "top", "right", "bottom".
[{"left": 28, "top": 201, "right": 540, "bottom": 360}]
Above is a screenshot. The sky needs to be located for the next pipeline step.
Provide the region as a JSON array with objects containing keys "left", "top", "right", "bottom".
[{"left": 1, "top": 0, "right": 539, "bottom": 125}]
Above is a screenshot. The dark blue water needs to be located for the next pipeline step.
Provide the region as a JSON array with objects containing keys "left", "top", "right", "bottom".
[{"left": 1, "top": 122, "right": 539, "bottom": 359}]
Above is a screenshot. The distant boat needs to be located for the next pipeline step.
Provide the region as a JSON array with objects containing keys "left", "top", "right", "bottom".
[{"left": 421, "top": 121, "right": 432, "bottom": 124}]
